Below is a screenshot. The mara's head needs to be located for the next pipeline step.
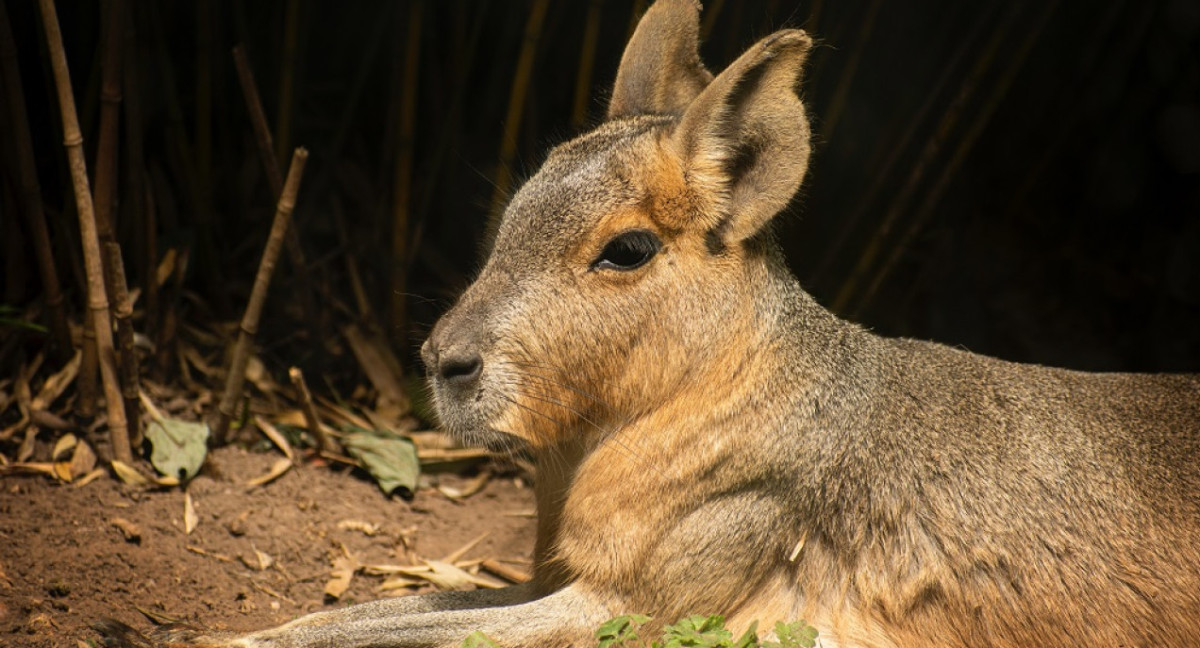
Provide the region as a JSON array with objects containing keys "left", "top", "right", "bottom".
[{"left": 422, "top": 0, "right": 812, "bottom": 452}]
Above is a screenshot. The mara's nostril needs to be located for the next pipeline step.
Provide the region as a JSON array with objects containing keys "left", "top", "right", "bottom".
[{"left": 439, "top": 352, "right": 483, "bottom": 386}]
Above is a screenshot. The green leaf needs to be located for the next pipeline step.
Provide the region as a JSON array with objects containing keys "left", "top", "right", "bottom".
[
  {"left": 341, "top": 428, "right": 421, "bottom": 496},
  {"left": 144, "top": 417, "right": 210, "bottom": 480},
  {"left": 660, "top": 615, "right": 733, "bottom": 648},
  {"left": 460, "top": 631, "right": 503, "bottom": 648},
  {"left": 762, "top": 621, "right": 818, "bottom": 648},
  {"left": 596, "top": 615, "right": 651, "bottom": 648}
]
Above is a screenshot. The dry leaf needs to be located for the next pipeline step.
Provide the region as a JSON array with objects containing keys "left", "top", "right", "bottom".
[
  {"left": 254, "top": 416, "right": 295, "bottom": 462},
  {"left": 184, "top": 493, "right": 199, "bottom": 534},
  {"left": 436, "top": 471, "right": 491, "bottom": 501},
  {"left": 246, "top": 458, "right": 292, "bottom": 487},
  {"left": 69, "top": 440, "right": 96, "bottom": 479},
  {"left": 337, "top": 519, "right": 381, "bottom": 537},
  {"left": 378, "top": 575, "right": 425, "bottom": 592},
  {"left": 17, "top": 426, "right": 37, "bottom": 462},
  {"left": 253, "top": 545, "right": 274, "bottom": 570},
  {"left": 73, "top": 467, "right": 106, "bottom": 487},
  {"left": 111, "top": 518, "right": 143, "bottom": 543},
  {"left": 111, "top": 460, "right": 152, "bottom": 487},
  {"left": 53, "top": 462, "right": 72, "bottom": 483},
  {"left": 418, "top": 560, "right": 481, "bottom": 591},
  {"left": 31, "top": 350, "right": 82, "bottom": 410},
  {"left": 51, "top": 433, "right": 77, "bottom": 460},
  {"left": 1, "top": 462, "right": 56, "bottom": 477},
  {"left": 323, "top": 555, "right": 360, "bottom": 599}
]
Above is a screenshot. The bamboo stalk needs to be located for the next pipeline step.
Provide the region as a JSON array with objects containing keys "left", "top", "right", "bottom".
[
  {"left": 231, "top": 44, "right": 317, "bottom": 326},
  {"left": 0, "top": 0, "right": 72, "bottom": 361},
  {"left": 853, "top": 0, "right": 1062, "bottom": 317},
  {"left": 212, "top": 148, "right": 309, "bottom": 445},
  {"left": 275, "top": 0, "right": 299, "bottom": 165},
  {"left": 93, "top": 0, "right": 140, "bottom": 440},
  {"left": 121, "top": 0, "right": 154, "bottom": 340},
  {"left": 831, "top": 1, "right": 1023, "bottom": 314},
  {"left": 818, "top": 0, "right": 882, "bottom": 144},
  {"left": 809, "top": 1, "right": 998, "bottom": 288},
  {"left": 570, "top": 0, "right": 603, "bottom": 131},
  {"left": 390, "top": 0, "right": 422, "bottom": 353},
  {"left": 288, "top": 367, "right": 338, "bottom": 455},
  {"left": 195, "top": 0, "right": 213, "bottom": 221},
  {"left": 38, "top": 0, "right": 132, "bottom": 463},
  {"left": 489, "top": 0, "right": 551, "bottom": 219}
]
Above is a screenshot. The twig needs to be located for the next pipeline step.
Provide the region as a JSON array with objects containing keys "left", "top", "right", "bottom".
[
  {"left": 489, "top": 0, "right": 551, "bottom": 219},
  {"left": 231, "top": 43, "right": 317, "bottom": 327},
  {"left": 212, "top": 148, "right": 309, "bottom": 444},
  {"left": 480, "top": 559, "right": 531, "bottom": 585},
  {"left": 38, "top": 0, "right": 132, "bottom": 463},
  {"left": 93, "top": 0, "right": 141, "bottom": 442},
  {"left": 854, "top": 0, "right": 1062, "bottom": 316},
  {"left": 390, "top": 0, "right": 422, "bottom": 352},
  {"left": 288, "top": 366, "right": 338, "bottom": 454},
  {"left": 0, "top": 0, "right": 72, "bottom": 362}
]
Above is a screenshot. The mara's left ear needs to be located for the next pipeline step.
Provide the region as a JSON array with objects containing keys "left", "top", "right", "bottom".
[{"left": 670, "top": 30, "right": 812, "bottom": 243}]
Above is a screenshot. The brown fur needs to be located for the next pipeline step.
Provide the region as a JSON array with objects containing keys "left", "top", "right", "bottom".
[{"left": 98, "top": 1, "right": 1200, "bottom": 647}]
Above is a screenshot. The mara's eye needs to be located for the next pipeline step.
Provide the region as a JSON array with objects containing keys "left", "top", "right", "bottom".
[{"left": 592, "top": 230, "right": 662, "bottom": 271}]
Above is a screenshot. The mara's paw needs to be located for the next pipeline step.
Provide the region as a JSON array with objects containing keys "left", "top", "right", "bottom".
[{"left": 94, "top": 618, "right": 238, "bottom": 648}]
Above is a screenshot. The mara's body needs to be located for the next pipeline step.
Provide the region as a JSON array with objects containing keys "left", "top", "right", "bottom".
[{"left": 98, "top": 1, "right": 1200, "bottom": 647}]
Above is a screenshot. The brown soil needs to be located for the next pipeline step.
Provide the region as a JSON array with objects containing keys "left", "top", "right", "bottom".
[{"left": 0, "top": 446, "right": 536, "bottom": 648}]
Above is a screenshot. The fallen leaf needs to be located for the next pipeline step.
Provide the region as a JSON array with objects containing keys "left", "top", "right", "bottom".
[
  {"left": 419, "top": 560, "right": 482, "bottom": 591},
  {"left": 73, "top": 467, "right": 106, "bottom": 487},
  {"left": 68, "top": 440, "right": 96, "bottom": 479},
  {"left": 336, "top": 519, "right": 381, "bottom": 537},
  {"left": 111, "top": 460, "right": 152, "bottom": 487},
  {"left": 53, "top": 462, "right": 72, "bottom": 482},
  {"left": 341, "top": 429, "right": 420, "bottom": 497},
  {"left": 144, "top": 417, "right": 209, "bottom": 481},
  {"left": 254, "top": 416, "right": 295, "bottom": 462},
  {"left": 184, "top": 493, "right": 198, "bottom": 534},
  {"left": 31, "top": 350, "right": 81, "bottom": 411},
  {"left": 51, "top": 433, "right": 77, "bottom": 460},
  {"left": 324, "top": 554, "right": 360, "bottom": 599},
  {"left": 246, "top": 458, "right": 292, "bottom": 487},
  {"left": 378, "top": 575, "right": 425, "bottom": 592},
  {"left": 111, "top": 517, "right": 142, "bottom": 543}
]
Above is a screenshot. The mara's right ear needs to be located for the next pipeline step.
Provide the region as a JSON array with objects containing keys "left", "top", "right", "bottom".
[
  {"left": 669, "top": 30, "right": 813, "bottom": 243},
  {"left": 606, "top": 0, "right": 712, "bottom": 119}
]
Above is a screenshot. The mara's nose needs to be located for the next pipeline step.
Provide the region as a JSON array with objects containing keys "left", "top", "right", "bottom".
[
  {"left": 421, "top": 337, "right": 483, "bottom": 390},
  {"left": 437, "top": 349, "right": 483, "bottom": 387}
]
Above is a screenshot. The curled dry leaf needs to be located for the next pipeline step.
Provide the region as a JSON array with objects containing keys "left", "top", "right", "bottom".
[
  {"left": 184, "top": 493, "right": 199, "bottom": 534},
  {"left": 110, "top": 517, "right": 143, "bottom": 543},
  {"left": 73, "top": 467, "right": 106, "bottom": 487},
  {"left": 68, "top": 440, "right": 96, "bottom": 479},
  {"left": 246, "top": 458, "right": 292, "bottom": 487},
  {"left": 253, "top": 416, "right": 295, "bottom": 462},
  {"left": 324, "top": 554, "right": 360, "bottom": 600},
  {"left": 31, "top": 349, "right": 81, "bottom": 411},
  {"left": 111, "top": 460, "right": 151, "bottom": 487},
  {"left": 51, "top": 433, "right": 77, "bottom": 460},
  {"left": 336, "top": 519, "right": 381, "bottom": 537}
]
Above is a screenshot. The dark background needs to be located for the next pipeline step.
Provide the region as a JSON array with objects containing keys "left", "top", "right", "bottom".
[{"left": 3, "top": 0, "right": 1198, "bottom": 381}]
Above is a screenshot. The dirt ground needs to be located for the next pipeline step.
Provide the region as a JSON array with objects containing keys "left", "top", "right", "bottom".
[{"left": 0, "top": 445, "right": 537, "bottom": 648}]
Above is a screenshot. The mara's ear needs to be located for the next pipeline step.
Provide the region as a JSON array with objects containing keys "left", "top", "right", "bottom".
[
  {"left": 606, "top": 0, "right": 712, "bottom": 119},
  {"left": 670, "top": 30, "right": 812, "bottom": 243}
]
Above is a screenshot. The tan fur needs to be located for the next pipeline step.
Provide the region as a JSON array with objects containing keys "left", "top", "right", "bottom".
[{"left": 98, "top": 1, "right": 1200, "bottom": 647}]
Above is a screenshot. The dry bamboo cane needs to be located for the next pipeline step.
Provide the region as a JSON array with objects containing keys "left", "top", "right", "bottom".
[
  {"left": 0, "top": 0, "right": 72, "bottom": 362},
  {"left": 288, "top": 366, "right": 338, "bottom": 455},
  {"left": 231, "top": 44, "right": 317, "bottom": 326},
  {"left": 121, "top": 1, "right": 154, "bottom": 340},
  {"left": 390, "top": 0, "right": 422, "bottom": 352},
  {"left": 212, "top": 148, "right": 309, "bottom": 445},
  {"left": 38, "top": 0, "right": 132, "bottom": 463},
  {"left": 853, "top": 0, "right": 1062, "bottom": 317},
  {"left": 275, "top": 0, "right": 299, "bottom": 165},
  {"left": 93, "top": 0, "right": 140, "bottom": 444},
  {"left": 489, "top": 0, "right": 550, "bottom": 219}
]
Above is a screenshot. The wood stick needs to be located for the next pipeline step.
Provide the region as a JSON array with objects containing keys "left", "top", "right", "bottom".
[
  {"left": 390, "top": 0, "right": 422, "bottom": 352},
  {"left": 121, "top": 1, "right": 154, "bottom": 340},
  {"left": 38, "top": 0, "right": 132, "bottom": 463},
  {"left": 489, "top": 0, "right": 550, "bottom": 219},
  {"left": 212, "top": 148, "right": 309, "bottom": 444},
  {"left": 0, "top": 0, "right": 73, "bottom": 362},
  {"left": 231, "top": 44, "right": 317, "bottom": 326},
  {"left": 288, "top": 367, "right": 338, "bottom": 455},
  {"left": 93, "top": 0, "right": 140, "bottom": 440}
]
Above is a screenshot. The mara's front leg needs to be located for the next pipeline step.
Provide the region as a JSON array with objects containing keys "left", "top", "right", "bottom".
[{"left": 98, "top": 584, "right": 612, "bottom": 648}]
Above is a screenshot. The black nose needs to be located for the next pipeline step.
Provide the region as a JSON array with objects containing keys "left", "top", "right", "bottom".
[{"left": 438, "top": 350, "right": 483, "bottom": 388}]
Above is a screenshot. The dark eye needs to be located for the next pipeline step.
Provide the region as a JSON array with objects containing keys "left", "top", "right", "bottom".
[{"left": 592, "top": 230, "right": 662, "bottom": 271}]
